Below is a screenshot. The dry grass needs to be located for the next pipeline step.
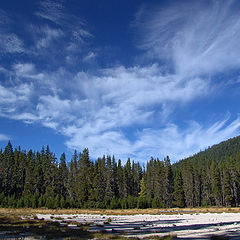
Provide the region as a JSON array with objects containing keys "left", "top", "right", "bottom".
[{"left": 0, "top": 207, "right": 239, "bottom": 216}]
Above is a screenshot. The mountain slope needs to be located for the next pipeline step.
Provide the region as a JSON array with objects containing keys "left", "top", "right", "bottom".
[{"left": 179, "top": 135, "right": 240, "bottom": 164}]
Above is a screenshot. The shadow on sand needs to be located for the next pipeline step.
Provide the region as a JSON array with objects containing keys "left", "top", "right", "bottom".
[
  {"left": 1, "top": 214, "right": 240, "bottom": 239},
  {"left": 90, "top": 218, "right": 240, "bottom": 239},
  {"left": 0, "top": 215, "right": 92, "bottom": 239}
]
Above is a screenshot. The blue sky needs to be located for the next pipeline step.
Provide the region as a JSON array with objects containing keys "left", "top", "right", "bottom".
[{"left": 1, "top": 0, "right": 240, "bottom": 163}]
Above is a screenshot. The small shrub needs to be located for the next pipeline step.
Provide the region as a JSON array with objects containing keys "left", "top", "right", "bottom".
[{"left": 134, "top": 226, "right": 140, "bottom": 230}]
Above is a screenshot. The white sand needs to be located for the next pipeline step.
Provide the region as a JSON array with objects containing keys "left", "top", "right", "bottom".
[{"left": 36, "top": 212, "right": 240, "bottom": 239}]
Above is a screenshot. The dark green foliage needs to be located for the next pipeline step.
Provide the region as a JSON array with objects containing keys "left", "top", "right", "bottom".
[
  {"left": 123, "top": 158, "right": 132, "bottom": 197},
  {"left": 211, "top": 160, "right": 222, "bottom": 206},
  {"left": 104, "top": 155, "right": 114, "bottom": 203},
  {"left": 173, "top": 168, "right": 185, "bottom": 208},
  {"left": 68, "top": 150, "right": 78, "bottom": 202},
  {"left": 137, "top": 177, "right": 148, "bottom": 208},
  {"left": 116, "top": 159, "right": 124, "bottom": 198},
  {"left": 3, "top": 141, "right": 14, "bottom": 195},
  {"left": 77, "top": 148, "right": 91, "bottom": 207},
  {"left": 1, "top": 136, "right": 240, "bottom": 209},
  {"left": 174, "top": 136, "right": 240, "bottom": 207},
  {"left": 59, "top": 153, "right": 68, "bottom": 198},
  {"left": 164, "top": 156, "right": 173, "bottom": 208},
  {"left": 138, "top": 177, "right": 146, "bottom": 199},
  {"left": 181, "top": 161, "right": 195, "bottom": 207},
  {"left": 23, "top": 150, "right": 35, "bottom": 196}
]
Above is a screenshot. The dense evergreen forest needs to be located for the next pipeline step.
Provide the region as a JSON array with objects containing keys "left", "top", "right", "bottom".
[{"left": 0, "top": 137, "right": 240, "bottom": 209}]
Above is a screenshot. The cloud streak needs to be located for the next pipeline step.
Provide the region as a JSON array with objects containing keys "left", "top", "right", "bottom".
[
  {"left": 133, "top": 116, "right": 240, "bottom": 162},
  {"left": 0, "top": 134, "right": 9, "bottom": 142},
  {"left": 0, "top": 33, "right": 24, "bottom": 53},
  {"left": 1, "top": 0, "right": 240, "bottom": 162},
  {"left": 35, "top": 0, "right": 92, "bottom": 46},
  {"left": 136, "top": 0, "right": 240, "bottom": 77},
  {"left": 2, "top": 61, "right": 239, "bottom": 162}
]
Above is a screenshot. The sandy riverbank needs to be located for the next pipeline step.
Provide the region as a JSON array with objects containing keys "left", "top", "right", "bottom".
[
  {"left": 1, "top": 208, "right": 240, "bottom": 239},
  {"left": 36, "top": 212, "right": 240, "bottom": 239}
]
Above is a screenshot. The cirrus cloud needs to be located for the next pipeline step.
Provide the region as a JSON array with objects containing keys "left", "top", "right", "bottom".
[
  {"left": 1, "top": 0, "right": 240, "bottom": 162},
  {"left": 135, "top": 0, "right": 240, "bottom": 77}
]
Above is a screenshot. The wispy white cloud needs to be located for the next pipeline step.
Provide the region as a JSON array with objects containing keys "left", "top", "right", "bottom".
[
  {"left": 35, "top": 0, "right": 65, "bottom": 25},
  {"left": 0, "top": 10, "right": 25, "bottom": 54},
  {"left": 3, "top": 55, "right": 239, "bottom": 162},
  {"left": 13, "top": 63, "right": 36, "bottom": 77},
  {"left": 35, "top": 0, "right": 92, "bottom": 47},
  {"left": 1, "top": 0, "right": 240, "bottom": 163},
  {"left": 36, "top": 94, "right": 81, "bottom": 129},
  {"left": 62, "top": 114, "right": 240, "bottom": 162},
  {"left": 36, "top": 26, "right": 64, "bottom": 49},
  {"left": 83, "top": 51, "right": 97, "bottom": 62},
  {"left": 135, "top": 0, "right": 240, "bottom": 77},
  {"left": 36, "top": 0, "right": 91, "bottom": 38},
  {"left": 78, "top": 65, "right": 209, "bottom": 108},
  {"left": 64, "top": 127, "right": 132, "bottom": 160},
  {"left": 0, "top": 9, "right": 9, "bottom": 25},
  {"left": 133, "top": 117, "right": 240, "bottom": 162},
  {"left": 0, "top": 82, "right": 33, "bottom": 119},
  {"left": 1, "top": 63, "right": 211, "bottom": 160},
  {"left": 10, "top": 113, "right": 40, "bottom": 124},
  {"left": 0, "top": 33, "right": 24, "bottom": 53},
  {"left": 0, "top": 0, "right": 92, "bottom": 69},
  {"left": 0, "top": 134, "right": 9, "bottom": 142}
]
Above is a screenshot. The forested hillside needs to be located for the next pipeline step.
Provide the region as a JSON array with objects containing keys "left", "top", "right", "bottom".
[
  {"left": 0, "top": 137, "right": 240, "bottom": 209},
  {"left": 174, "top": 136, "right": 240, "bottom": 207},
  {"left": 181, "top": 135, "right": 240, "bottom": 164}
]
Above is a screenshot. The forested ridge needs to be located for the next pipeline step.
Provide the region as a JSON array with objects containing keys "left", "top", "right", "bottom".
[{"left": 0, "top": 136, "right": 240, "bottom": 209}]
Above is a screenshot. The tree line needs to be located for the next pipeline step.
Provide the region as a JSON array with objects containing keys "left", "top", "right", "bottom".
[{"left": 0, "top": 139, "right": 240, "bottom": 209}]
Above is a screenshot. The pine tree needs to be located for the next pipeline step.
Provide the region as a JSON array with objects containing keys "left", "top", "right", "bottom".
[
  {"left": 104, "top": 156, "right": 114, "bottom": 203},
  {"left": 68, "top": 150, "right": 78, "bottom": 203},
  {"left": 211, "top": 160, "right": 222, "bottom": 206},
  {"left": 203, "top": 158, "right": 214, "bottom": 206},
  {"left": 43, "top": 146, "right": 58, "bottom": 199},
  {"left": 116, "top": 159, "right": 124, "bottom": 199},
  {"left": 173, "top": 168, "right": 185, "bottom": 208},
  {"left": 23, "top": 150, "right": 35, "bottom": 196},
  {"left": 137, "top": 177, "right": 147, "bottom": 208},
  {"left": 34, "top": 152, "right": 44, "bottom": 196},
  {"left": 152, "top": 158, "right": 165, "bottom": 207},
  {"left": 59, "top": 153, "right": 68, "bottom": 198},
  {"left": 138, "top": 177, "right": 146, "bottom": 198},
  {"left": 123, "top": 158, "right": 132, "bottom": 197},
  {"left": 164, "top": 156, "right": 173, "bottom": 208},
  {"left": 223, "top": 170, "right": 233, "bottom": 206},
  {"left": 182, "top": 161, "right": 194, "bottom": 207},
  {"left": 132, "top": 161, "right": 141, "bottom": 197},
  {"left": 89, "top": 157, "right": 105, "bottom": 208},
  {"left": 112, "top": 156, "right": 118, "bottom": 198},
  {"left": 227, "top": 157, "right": 240, "bottom": 206},
  {"left": 3, "top": 141, "right": 14, "bottom": 195},
  {"left": 2, "top": 136, "right": 240, "bottom": 209},
  {"left": 193, "top": 158, "right": 202, "bottom": 207},
  {"left": 77, "top": 148, "right": 91, "bottom": 207},
  {"left": 222, "top": 160, "right": 233, "bottom": 206},
  {"left": 145, "top": 157, "right": 154, "bottom": 200}
]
